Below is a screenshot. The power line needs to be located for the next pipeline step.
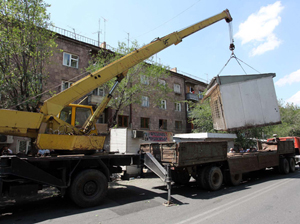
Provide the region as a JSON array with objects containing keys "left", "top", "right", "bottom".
[{"left": 134, "top": 0, "right": 202, "bottom": 40}]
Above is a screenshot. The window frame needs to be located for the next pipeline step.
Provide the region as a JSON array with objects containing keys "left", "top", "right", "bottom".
[
  {"left": 159, "top": 119, "right": 167, "bottom": 130},
  {"left": 160, "top": 100, "right": 167, "bottom": 110},
  {"left": 174, "top": 83, "right": 181, "bottom": 93},
  {"left": 141, "top": 117, "right": 150, "bottom": 129},
  {"left": 175, "top": 120, "right": 182, "bottom": 130},
  {"left": 140, "top": 75, "right": 149, "bottom": 85},
  {"left": 63, "top": 52, "right": 79, "bottom": 68},
  {"left": 61, "top": 81, "right": 73, "bottom": 92},
  {"left": 141, "top": 96, "right": 149, "bottom": 107},
  {"left": 158, "top": 79, "right": 166, "bottom": 86},
  {"left": 175, "top": 102, "right": 181, "bottom": 112},
  {"left": 118, "top": 115, "right": 129, "bottom": 127},
  {"left": 92, "top": 87, "right": 105, "bottom": 96},
  {"left": 97, "top": 113, "right": 105, "bottom": 124}
]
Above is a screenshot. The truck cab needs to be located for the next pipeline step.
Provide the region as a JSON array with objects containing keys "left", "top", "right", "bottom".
[{"left": 268, "top": 137, "right": 300, "bottom": 165}]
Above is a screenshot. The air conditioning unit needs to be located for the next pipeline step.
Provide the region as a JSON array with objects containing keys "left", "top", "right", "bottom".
[
  {"left": 132, "top": 130, "right": 144, "bottom": 138},
  {"left": 0, "top": 135, "right": 14, "bottom": 144}
]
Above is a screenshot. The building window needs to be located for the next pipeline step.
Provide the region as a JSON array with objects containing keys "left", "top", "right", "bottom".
[
  {"left": 175, "top": 102, "right": 181, "bottom": 111},
  {"left": 97, "top": 113, "right": 105, "bottom": 124},
  {"left": 174, "top": 84, "right": 181, "bottom": 93},
  {"left": 61, "top": 81, "right": 73, "bottom": 91},
  {"left": 141, "top": 96, "right": 149, "bottom": 107},
  {"left": 140, "top": 75, "right": 149, "bottom": 85},
  {"left": 63, "top": 52, "right": 79, "bottom": 68},
  {"left": 160, "top": 100, "right": 167, "bottom": 110},
  {"left": 175, "top": 121, "right": 182, "bottom": 130},
  {"left": 92, "top": 87, "right": 105, "bottom": 96},
  {"left": 141, "top": 117, "right": 150, "bottom": 129},
  {"left": 159, "top": 119, "right": 167, "bottom": 130},
  {"left": 158, "top": 79, "right": 166, "bottom": 86},
  {"left": 189, "top": 86, "right": 195, "bottom": 93},
  {"left": 118, "top": 115, "right": 129, "bottom": 127}
]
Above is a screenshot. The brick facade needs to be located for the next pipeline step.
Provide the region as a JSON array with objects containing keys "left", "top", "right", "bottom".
[{"left": 45, "top": 34, "right": 207, "bottom": 134}]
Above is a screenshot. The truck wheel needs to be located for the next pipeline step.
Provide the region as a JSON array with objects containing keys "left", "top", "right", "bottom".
[
  {"left": 205, "top": 166, "right": 223, "bottom": 191},
  {"left": 279, "top": 158, "right": 290, "bottom": 174},
  {"left": 171, "top": 170, "right": 190, "bottom": 185},
  {"left": 69, "top": 169, "right": 108, "bottom": 208},
  {"left": 198, "top": 166, "right": 210, "bottom": 190},
  {"left": 229, "top": 173, "right": 242, "bottom": 186},
  {"left": 288, "top": 157, "right": 296, "bottom": 173},
  {"left": 223, "top": 171, "right": 241, "bottom": 186}
]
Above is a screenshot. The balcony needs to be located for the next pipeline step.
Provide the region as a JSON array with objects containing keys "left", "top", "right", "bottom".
[
  {"left": 187, "top": 111, "right": 193, "bottom": 118},
  {"left": 88, "top": 95, "right": 105, "bottom": 105},
  {"left": 186, "top": 93, "right": 199, "bottom": 102}
]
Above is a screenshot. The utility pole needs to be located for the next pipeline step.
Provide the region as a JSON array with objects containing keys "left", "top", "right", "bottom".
[
  {"left": 102, "top": 16, "right": 108, "bottom": 42},
  {"left": 93, "top": 18, "right": 102, "bottom": 46}
]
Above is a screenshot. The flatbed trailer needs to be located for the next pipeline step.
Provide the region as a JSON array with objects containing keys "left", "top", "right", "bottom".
[
  {"left": 0, "top": 153, "right": 140, "bottom": 207},
  {"left": 140, "top": 139, "right": 295, "bottom": 191}
]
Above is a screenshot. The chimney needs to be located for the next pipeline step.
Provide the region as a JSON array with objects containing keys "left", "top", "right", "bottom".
[
  {"left": 100, "top": 41, "right": 106, "bottom": 49},
  {"left": 170, "top": 67, "right": 177, "bottom": 73}
]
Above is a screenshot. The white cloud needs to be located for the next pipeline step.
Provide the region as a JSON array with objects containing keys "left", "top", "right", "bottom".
[
  {"left": 234, "top": 1, "right": 284, "bottom": 56},
  {"left": 287, "top": 91, "right": 300, "bottom": 106},
  {"left": 275, "top": 69, "right": 300, "bottom": 87}
]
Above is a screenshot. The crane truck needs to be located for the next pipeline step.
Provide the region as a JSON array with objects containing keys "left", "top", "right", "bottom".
[{"left": 0, "top": 10, "right": 233, "bottom": 207}]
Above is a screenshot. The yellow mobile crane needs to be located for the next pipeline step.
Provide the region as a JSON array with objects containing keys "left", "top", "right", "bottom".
[
  {"left": 0, "top": 10, "right": 232, "bottom": 207},
  {"left": 0, "top": 10, "right": 232, "bottom": 152}
]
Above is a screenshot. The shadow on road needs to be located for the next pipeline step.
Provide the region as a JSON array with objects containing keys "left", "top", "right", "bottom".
[
  {"left": 154, "top": 167, "right": 300, "bottom": 201},
  {"left": 0, "top": 168, "right": 299, "bottom": 223}
]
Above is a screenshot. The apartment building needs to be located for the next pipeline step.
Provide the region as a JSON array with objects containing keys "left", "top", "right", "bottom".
[{"left": 45, "top": 28, "right": 207, "bottom": 134}]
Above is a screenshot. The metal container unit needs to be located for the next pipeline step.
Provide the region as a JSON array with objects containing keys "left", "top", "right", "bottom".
[{"left": 205, "top": 73, "right": 281, "bottom": 131}]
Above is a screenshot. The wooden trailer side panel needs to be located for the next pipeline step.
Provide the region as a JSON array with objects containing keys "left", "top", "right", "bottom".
[{"left": 176, "top": 141, "right": 227, "bottom": 167}]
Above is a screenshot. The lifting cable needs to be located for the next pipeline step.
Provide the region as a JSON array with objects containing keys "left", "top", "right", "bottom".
[{"left": 217, "top": 22, "right": 261, "bottom": 76}]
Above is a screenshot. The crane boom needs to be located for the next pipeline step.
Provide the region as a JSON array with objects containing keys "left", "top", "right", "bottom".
[
  {"left": 40, "top": 10, "right": 232, "bottom": 116},
  {"left": 0, "top": 9, "right": 232, "bottom": 151}
]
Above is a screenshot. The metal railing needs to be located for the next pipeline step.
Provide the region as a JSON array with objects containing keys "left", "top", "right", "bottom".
[{"left": 49, "top": 25, "right": 115, "bottom": 51}]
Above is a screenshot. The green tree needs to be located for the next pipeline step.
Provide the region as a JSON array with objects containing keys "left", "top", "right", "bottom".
[
  {"left": 0, "top": 0, "right": 56, "bottom": 111},
  {"left": 263, "top": 101, "right": 300, "bottom": 137},
  {"left": 189, "top": 98, "right": 215, "bottom": 133},
  {"left": 87, "top": 41, "right": 172, "bottom": 127}
]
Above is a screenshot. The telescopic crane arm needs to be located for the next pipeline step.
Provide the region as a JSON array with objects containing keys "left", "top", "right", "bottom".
[
  {"left": 0, "top": 10, "right": 232, "bottom": 151},
  {"left": 40, "top": 9, "right": 232, "bottom": 117}
]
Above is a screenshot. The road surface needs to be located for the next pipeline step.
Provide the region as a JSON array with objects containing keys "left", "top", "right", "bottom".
[{"left": 1, "top": 167, "right": 300, "bottom": 224}]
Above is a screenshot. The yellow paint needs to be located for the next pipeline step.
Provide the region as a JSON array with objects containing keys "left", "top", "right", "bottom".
[{"left": 36, "top": 134, "right": 106, "bottom": 150}]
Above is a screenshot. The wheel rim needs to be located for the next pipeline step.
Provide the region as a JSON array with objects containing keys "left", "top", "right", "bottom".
[{"left": 83, "top": 181, "right": 98, "bottom": 196}]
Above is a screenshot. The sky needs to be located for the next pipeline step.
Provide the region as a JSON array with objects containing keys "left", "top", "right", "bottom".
[{"left": 47, "top": 0, "right": 300, "bottom": 106}]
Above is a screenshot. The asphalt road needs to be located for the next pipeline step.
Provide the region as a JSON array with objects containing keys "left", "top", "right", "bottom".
[{"left": 1, "top": 167, "right": 300, "bottom": 224}]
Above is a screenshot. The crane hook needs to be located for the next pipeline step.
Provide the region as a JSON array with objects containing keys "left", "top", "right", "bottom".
[{"left": 229, "top": 43, "right": 235, "bottom": 51}]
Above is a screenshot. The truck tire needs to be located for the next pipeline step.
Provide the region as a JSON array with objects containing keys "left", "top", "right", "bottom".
[
  {"left": 205, "top": 166, "right": 223, "bottom": 191},
  {"left": 288, "top": 157, "right": 296, "bottom": 173},
  {"left": 171, "top": 170, "right": 190, "bottom": 185},
  {"left": 69, "top": 169, "right": 108, "bottom": 208},
  {"left": 279, "top": 158, "right": 290, "bottom": 174},
  {"left": 223, "top": 170, "right": 241, "bottom": 186},
  {"left": 229, "top": 173, "right": 242, "bottom": 186},
  {"left": 196, "top": 166, "right": 210, "bottom": 190}
]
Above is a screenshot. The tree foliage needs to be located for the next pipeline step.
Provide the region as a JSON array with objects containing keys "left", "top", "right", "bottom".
[
  {"left": 0, "top": 0, "right": 56, "bottom": 111},
  {"left": 264, "top": 101, "right": 300, "bottom": 137},
  {"left": 189, "top": 98, "right": 215, "bottom": 133},
  {"left": 87, "top": 41, "right": 172, "bottom": 127}
]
